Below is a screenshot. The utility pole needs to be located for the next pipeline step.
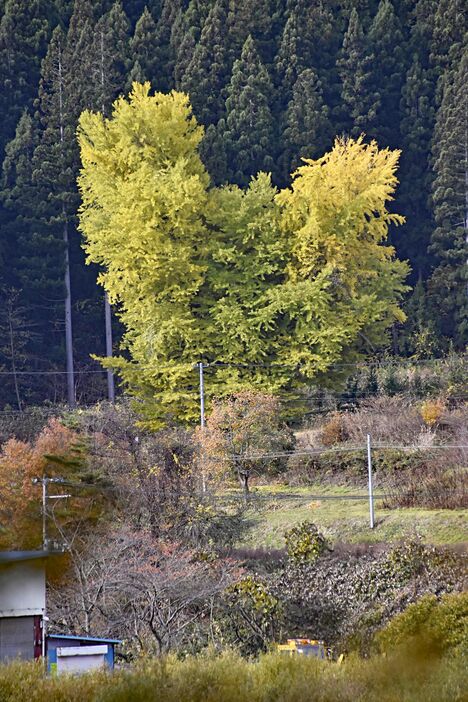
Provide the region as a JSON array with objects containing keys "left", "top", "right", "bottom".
[
  {"left": 367, "top": 434, "right": 375, "bottom": 529},
  {"left": 32, "top": 477, "right": 71, "bottom": 550}
]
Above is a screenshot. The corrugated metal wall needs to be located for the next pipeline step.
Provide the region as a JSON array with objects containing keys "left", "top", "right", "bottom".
[{"left": 0, "top": 616, "right": 34, "bottom": 661}]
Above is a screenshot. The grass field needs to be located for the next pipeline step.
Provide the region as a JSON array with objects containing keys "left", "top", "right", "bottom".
[{"left": 234, "top": 484, "right": 468, "bottom": 548}]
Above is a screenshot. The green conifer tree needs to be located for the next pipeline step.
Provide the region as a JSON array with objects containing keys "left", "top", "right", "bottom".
[
  {"left": 227, "top": 0, "right": 274, "bottom": 67},
  {"left": 1, "top": 112, "right": 45, "bottom": 305},
  {"left": 91, "top": 0, "right": 131, "bottom": 113},
  {"left": 62, "top": 0, "right": 96, "bottom": 114},
  {"left": 199, "top": 119, "right": 228, "bottom": 185},
  {"left": 180, "top": 0, "right": 231, "bottom": 125},
  {"left": 280, "top": 68, "right": 331, "bottom": 182},
  {"left": 397, "top": 53, "right": 435, "bottom": 276},
  {"left": 173, "top": 0, "right": 211, "bottom": 88},
  {"left": 174, "top": 31, "right": 196, "bottom": 88},
  {"left": 151, "top": 0, "right": 183, "bottom": 91},
  {"left": 0, "top": 0, "right": 53, "bottom": 159},
  {"left": 337, "top": 7, "right": 379, "bottom": 138},
  {"left": 274, "top": 11, "right": 305, "bottom": 108},
  {"left": 123, "top": 0, "right": 161, "bottom": 27},
  {"left": 431, "top": 0, "right": 465, "bottom": 73},
  {"left": 32, "top": 26, "right": 77, "bottom": 404},
  {"left": 397, "top": 277, "right": 439, "bottom": 358},
  {"left": 428, "top": 50, "right": 468, "bottom": 347},
  {"left": 368, "top": 0, "right": 405, "bottom": 147},
  {"left": 128, "top": 6, "right": 159, "bottom": 86},
  {"left": 183, "top": 0, "right": 211, "bottom": 41},
  {"left": 224, "top": 36, "right": 275, "bottom": 186},
  {"left": 275, "top": 0, "right": 338, "bottom": 108}
]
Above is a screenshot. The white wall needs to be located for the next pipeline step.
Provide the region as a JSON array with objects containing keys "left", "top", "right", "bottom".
[
  {"left": 56, "top": 645, "right": 108, "bottom": 675},
  {"left": 0, "top": 560, "right": 46, "bottom": 617}
]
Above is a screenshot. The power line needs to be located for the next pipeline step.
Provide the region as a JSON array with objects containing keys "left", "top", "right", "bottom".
[
  {"left": 0, "top": 355, "right": 465, "bottom": 376},
  {"left": 241, "top": 445, "right": 468, "bottom": 459},
  {"left": 214, "top": 489, "right": 466, "bottom": 502}
]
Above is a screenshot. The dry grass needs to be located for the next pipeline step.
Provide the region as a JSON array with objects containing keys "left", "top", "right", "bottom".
[{"left": 0, "top": 650, "right": 466, "bottom": 702}]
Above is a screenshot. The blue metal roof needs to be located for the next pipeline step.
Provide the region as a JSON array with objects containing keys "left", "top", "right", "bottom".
[{"left": 48, "top": 634, "right": 121, "bottom": 644}]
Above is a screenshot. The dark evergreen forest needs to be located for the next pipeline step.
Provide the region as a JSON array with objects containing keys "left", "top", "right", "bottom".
[{"left": 0, "top": 0, "right": 466, "bottom": 410}]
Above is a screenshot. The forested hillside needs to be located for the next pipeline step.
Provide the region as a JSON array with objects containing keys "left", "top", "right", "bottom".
[{"left": 0, "top": 0, "right": 466, "bottom": 410}]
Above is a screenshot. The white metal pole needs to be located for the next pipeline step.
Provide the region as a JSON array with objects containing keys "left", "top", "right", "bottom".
[
  {"left": 367, "top": 434, "right": 375, "bottom": 529},
  {"left": 199, "top": 362, "right": 205, "bottom": 428},
  {"left": 41, "top": 613, "right": 47, "bottom": 664},
  {"left": 198, "top": 362, "right": 206, "bottom": 492},
  {"left": 42, "top": 478, "right": 47, "bottom": 549}
]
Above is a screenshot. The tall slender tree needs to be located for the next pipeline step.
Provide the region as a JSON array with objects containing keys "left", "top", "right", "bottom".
[
  {"left": 428, "top": 50, "right": 468, "bottom": 347},
  {"left": 91, "top": 1, "right": 130, "bottom": 114},
  {"left": 89, "top": 2, "right": 130, "bottom": 402},
  {"left": 337, "top": 8, "right": 379, "bottom": 138},
  {"left": 199, "top": 119, "right": 228, "bottom": 185},
  {"left": 32, "top": 26, "right": 76, "bottom": 405},
  {"left": 151, "top": 0, "right": 183, "bottom": 91},
  {"left": 368, "top": 0, "right": 405, "bottom": 147},
  {"left": 129, "top": 5, "right": 160, "bottom": 87},
  {"left": 280, "top": 69, "right": 331, "bottom": 183},
  {"left": 396, "top": 53, "right": 435, "bottom": 277},
  {"left": 180, "top": 0, "right": 231, "bottom": 125},
  {"left": 224, "top": 36, "right": 275, "bottom": 186},
  {"left": 275, "top": 0, "right": 339, "bottom": 110},
  {"left": 0, "top": 0, "right": 53, "bottom": 159}
]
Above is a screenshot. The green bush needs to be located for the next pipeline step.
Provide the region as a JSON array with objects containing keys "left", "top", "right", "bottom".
[
  {"left": 284, "top": 521, "right": 329, "bottom": 564},
  {"left": 375, "top": 592, "right": 468, "bottom": 657},
  {"left": 218, "top": 576, "right": 283, "bottom": 655}
]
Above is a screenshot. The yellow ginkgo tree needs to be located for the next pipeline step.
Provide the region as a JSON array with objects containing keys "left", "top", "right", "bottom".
[{"left": 77, "top": 83, "right": 410, "bottom": 426}]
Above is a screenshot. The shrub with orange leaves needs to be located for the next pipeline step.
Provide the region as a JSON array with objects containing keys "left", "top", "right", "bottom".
[
  {"left": 320, "top": 412, "right": 349, "bottom": 447},
  {"left": 0, "top": 418, "right": 106, "bottom": 550}
]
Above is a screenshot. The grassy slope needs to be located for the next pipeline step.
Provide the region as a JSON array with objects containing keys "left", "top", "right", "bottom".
[{"left": 235, "top": 485, "right": 468, "bottom": 548}]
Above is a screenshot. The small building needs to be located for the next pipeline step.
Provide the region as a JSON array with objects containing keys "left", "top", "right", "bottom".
[
  {"left": 0, "top": 551, "right": 47, "bottom": 661},
  {"left": 0, "top": 551, "right": 121, "bottom": 672},
  {"left": 47, "top": 634, "right": 120, "bottom": 674}
]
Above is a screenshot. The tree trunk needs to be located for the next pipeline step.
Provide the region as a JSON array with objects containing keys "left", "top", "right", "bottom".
[
  {"left": 238, "top": 469, "right": 250, "bottom": 503},
  {"left": 6, "top": 303, "right": 22, "bottom": 412},
  {"left": 104, "top": 292, "right": 115, "bottom": 402},
  {"left": 63, "top": 218, "right": 75, "bottom": 408}
]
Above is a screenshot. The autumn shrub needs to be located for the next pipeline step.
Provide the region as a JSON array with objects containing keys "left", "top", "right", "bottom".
[
  {"left": 383, "top": 463, "right": 468, "bottom": 509},
  {"left": 0, "top": 418, "right": 108, "bottom": 550},
  {"left": 319, "top": 412, "right": 349, "bottom": 447},
  {"left": 339, "top": 395, "right": 424, "bottom": 444},
  {"left": 0, "top": 405, "right": 57, "bottom": 446},
  {"left": 419, "top": 398, "right": 446, "bottom": 427}
]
